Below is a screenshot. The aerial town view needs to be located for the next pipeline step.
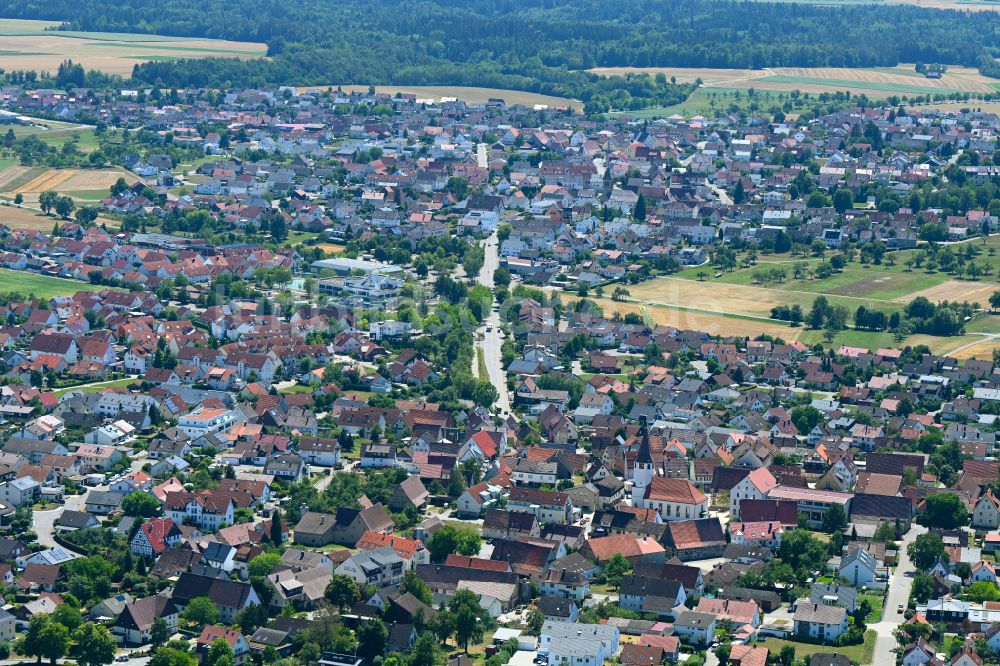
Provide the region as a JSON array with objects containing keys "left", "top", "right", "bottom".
[{"left": 0, "top": 2, "right": 994, "bottom": 666}]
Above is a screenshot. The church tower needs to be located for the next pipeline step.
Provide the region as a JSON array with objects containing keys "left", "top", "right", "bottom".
[{"left": 632, "top": 423, "right": 655, "bottom": 506}]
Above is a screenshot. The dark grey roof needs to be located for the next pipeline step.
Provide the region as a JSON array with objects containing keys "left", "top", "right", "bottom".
[
  {"left": 56, "top": 510, "right": 96, "bottom": 529},
  {"left": 537, "top": 595, "right": 575, "bottom": 617},
  {"left": 85, "top": 490, "right": 124, "bottom": 507},
  {"left": 850, "top": 493, "right": 912, "bottom": 521},
  {"left": 620, "top": 574, "right": 683, "bottom": 599}
]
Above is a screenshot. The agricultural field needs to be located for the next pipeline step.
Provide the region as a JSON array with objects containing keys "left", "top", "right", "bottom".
[
  {"left": 0, "top": 19, "right": 266, "bottom": 75},
  {"left": 626, "top": 274, "right": 914, "bottom": 320},
  {"left": 608, "top": 239, "right": 1000, "bottom": 353},
  {"left": 562, "top": 294, "right": 798, "bottom": 339},
  {"left": 594, "top": 64, "right": 1000, "bottom": 110},
  {"left": 0, "top": 118, "right": 103, "bottom": 160},
  {"left": 0, "top": 267, "right": 106, "bottom": 299},
  {"left": 564, "top": 291, "right": 985, "bottom": 353},
  {"left": 0, "top": 166, "right": 136, "bottom": 205},
  {"left": 659, "top": 240, "right": 1000, "bottom": 309},
  {"left": 301, "top": 84, "right": 582, "bottom": 111},
  {"left": 589, "top": 67, "right": 769, "bottom": 85},
  {"left": 612, "top": 88, "right": 794, "bottom": 119},
  {"left": 950, "top": 338, "right": 1000, "bottom": 360},
  {"left": 0, "top": 203, "right": 73, "bottom": 231},
  {"left": 753, "top": 0, "right": 1000, "bottom": 10}
]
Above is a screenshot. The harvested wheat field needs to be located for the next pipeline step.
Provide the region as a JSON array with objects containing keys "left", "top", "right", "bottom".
[
  {"left": 766, "top": 66, "right": 997, "bottom": 93},
  {"left": 563, "top": 294, "right": 797, "bottom": 339},
  {"left": 918, "top": 102, "right": 1000, "bottom": 114},
  {"left": 627, "top": 278, "right": 786, "bottom": 318},
  {"left": 0, "top": 20, "right": 266, "bottom": 76},
  {"left": 950, "top": 339, "right": 1000, "bottom": 360},
  {"left": 590, "top": 64, "right": 999, "bottom": 98},
  {"left": 6, "top": 168, "right": 135, "bottom": 196},
  {"left": 0, "top": 203, "right": 119, "bottom": 231},
  {"left": 302, "top": 84, "right": 582, "bottom": 110},
  {"left": 15, "top": 169, "right": 75, "bottom": 194},
  {"left": 626, "top": 275, "right": 902, "bottom": 319},
  {"left": 0, "top": 166, "right": 37, "bottom": 191},
  {"left": 0, "top": 204, "right": 69, "bottom": 231},
  {"left": 896, "top": 280, "right": 999, "bottom": 307}
]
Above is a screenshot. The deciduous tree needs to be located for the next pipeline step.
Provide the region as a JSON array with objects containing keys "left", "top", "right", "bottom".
[{"left": 73, "top": 623, "right": 117, "bottom": 666}]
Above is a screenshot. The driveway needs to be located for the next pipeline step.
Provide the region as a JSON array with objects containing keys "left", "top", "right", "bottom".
[
  {"left": 508, "top": 650, "right": 536, "bottom": 666},
  {"left": 32, "top": 506, "right": 61, "bottom": 548}
]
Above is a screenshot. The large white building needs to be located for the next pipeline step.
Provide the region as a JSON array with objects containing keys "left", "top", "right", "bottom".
[
  {"left": 178, "top": 407, "right": 238, "bottom": 438},
  {"left": 729, "top": 468, "right": 778, "bottom": 520}
]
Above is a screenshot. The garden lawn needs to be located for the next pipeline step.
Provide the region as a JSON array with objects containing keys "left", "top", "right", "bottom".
[
  {"left": 859, "top": 593, "right": 885, "bottom": 623},
  {"left": 279, "top": 384, "right": 316, "bottom": 394},
  {"left": 757, "top": 631, "right": 876, "bottom": 664},
  {"left": 53, "top": 377, "right": 139, "bottom": 397}
]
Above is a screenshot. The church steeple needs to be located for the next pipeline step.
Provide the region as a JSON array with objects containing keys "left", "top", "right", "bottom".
[
  {"left": 636, "top": 422, "right": 654, "bottom": 466},
  {"left": 632, "top": 418, "right": 655, "bottom": 505}
]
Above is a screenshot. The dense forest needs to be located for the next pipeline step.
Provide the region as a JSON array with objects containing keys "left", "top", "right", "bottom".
[{"left": 3, "top": 0, "right": 1000, "bottom": 112}]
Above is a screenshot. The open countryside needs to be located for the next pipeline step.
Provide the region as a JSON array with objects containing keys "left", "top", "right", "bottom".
[
  {"left": 298, "top": 84, "right": 582, "bottom": 110},
  {"left": 0, "top": 18, "right": 265, "bottom": 75},
  {"left": 591, "top": 64, "right": 1000, "bottom": 98},
  {"left": 592, "top": 237, "right": 1000, "bottom": 357},
  {"left": 3, "top": 167, "right": 137, "bottom": 205}
]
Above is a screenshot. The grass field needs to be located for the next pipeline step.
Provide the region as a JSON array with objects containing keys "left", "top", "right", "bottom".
[
  {"left": 0, "top": 19, "right": 266, "bottom": 75},
  {"left": 758, "top": 631, "right": 877, "bottom": 664},
  {"left": 0, "top": 120, "right": 101, "bottom": 162},
  {"left": 0, "top": 268, "right": 107, "bottom": 299},
  {"left": 300, "top": 84, "right": 582, "bottom": 110}
]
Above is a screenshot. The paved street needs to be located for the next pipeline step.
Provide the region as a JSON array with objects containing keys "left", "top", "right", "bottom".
[
  {"left": 870, "top": 524, "right": 926, "bottom": 666},
  {"left": 475, "top": 233, "right": 512, "bottom": 415},
  {"left": 31, "top": 455, "right": 138, "bottom": 549}
]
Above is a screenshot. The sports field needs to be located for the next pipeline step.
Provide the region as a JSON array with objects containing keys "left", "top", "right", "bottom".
[
  {"left": 302, "top": 84, "right": 582, "bottom": 111},
  {"left": 0, "top": 19, "right": 266, "bottom": 75}
]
